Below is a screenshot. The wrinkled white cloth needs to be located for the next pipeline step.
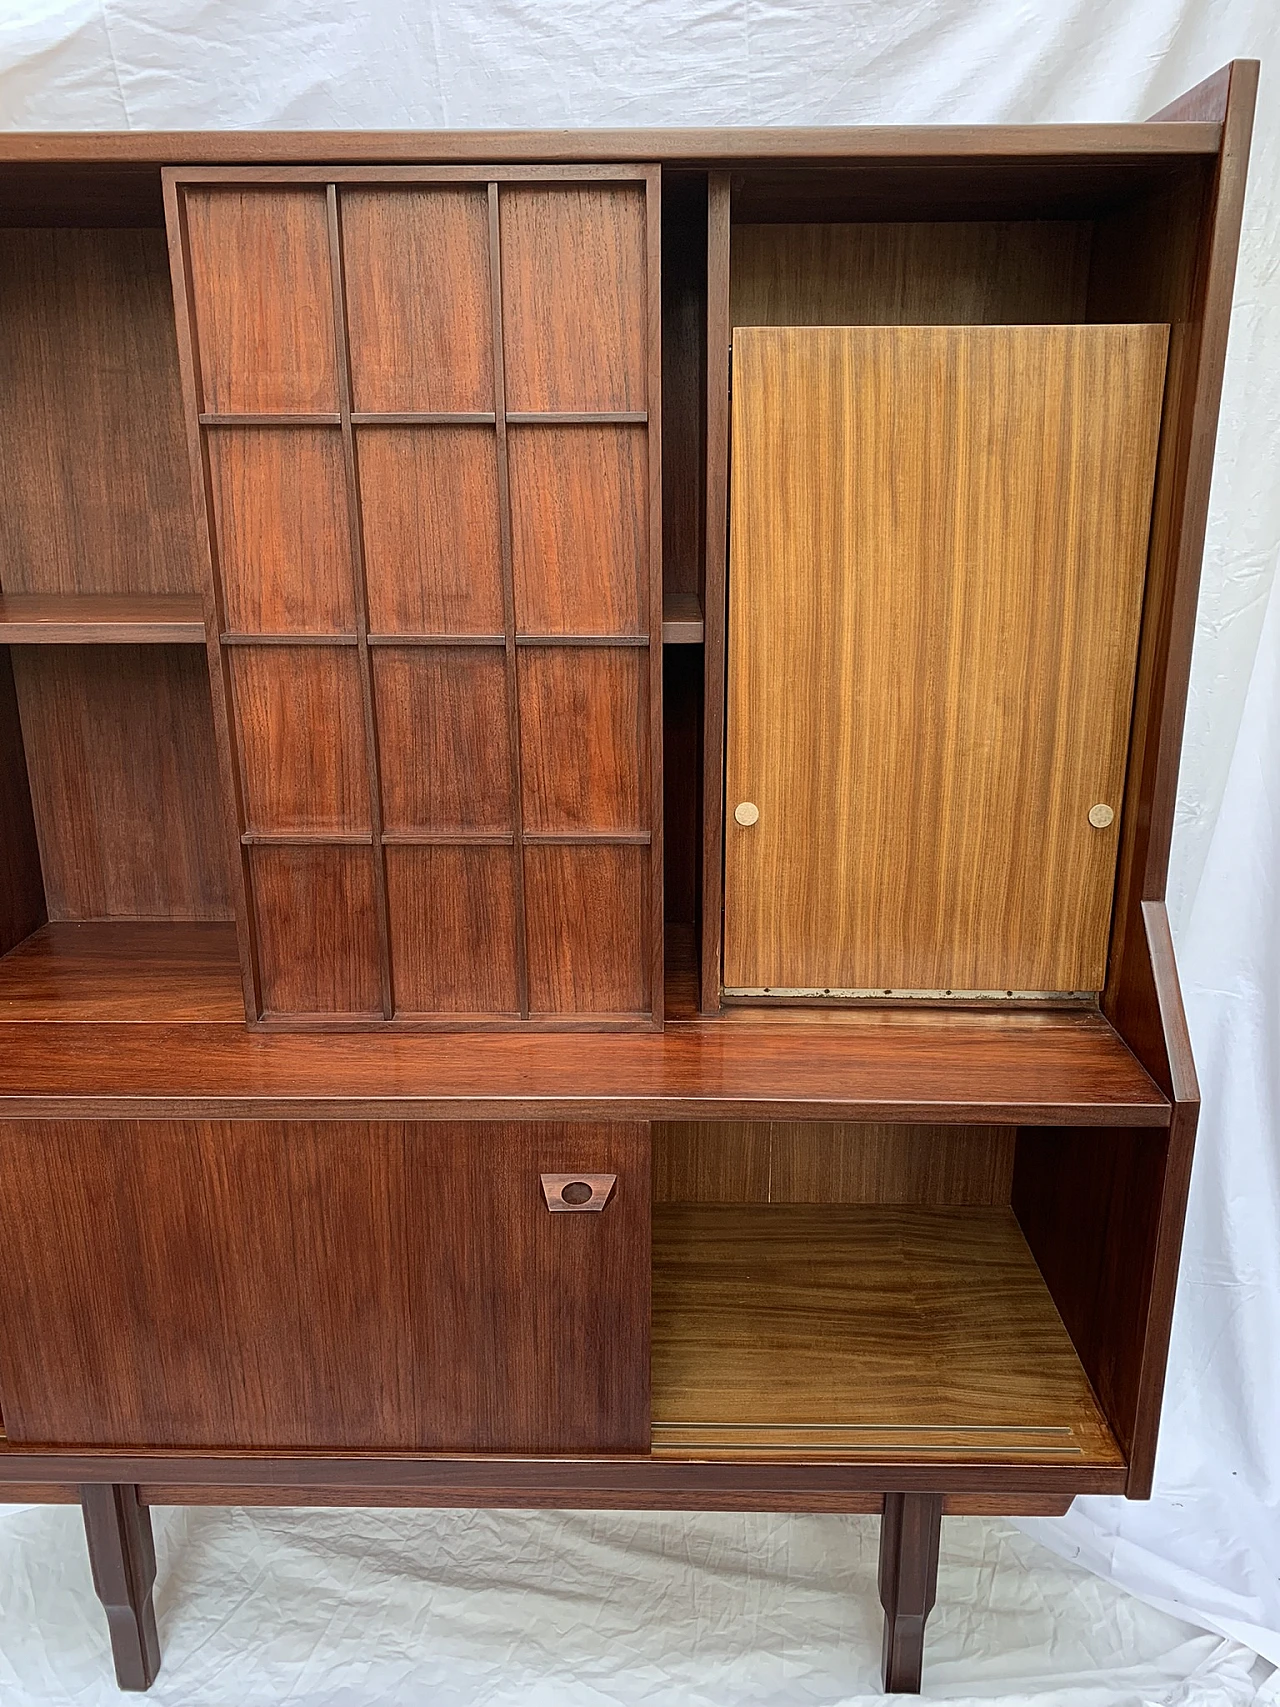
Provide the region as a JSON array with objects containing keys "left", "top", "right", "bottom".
[
  {"left": 0, "top": 1505, "right": 1274, "bottom": 1706},
  {"left": 2, "top": 0, "right": 1278, "bottom": 1696}
]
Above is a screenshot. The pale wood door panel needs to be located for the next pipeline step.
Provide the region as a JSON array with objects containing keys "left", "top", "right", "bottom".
[{"left": 724, "top": 324, "right": 1168, "bottom": 996}]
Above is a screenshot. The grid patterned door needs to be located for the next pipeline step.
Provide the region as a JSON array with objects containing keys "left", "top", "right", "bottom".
[{"left": 165, "top": 167, "right": 662, "bottom": 1029}]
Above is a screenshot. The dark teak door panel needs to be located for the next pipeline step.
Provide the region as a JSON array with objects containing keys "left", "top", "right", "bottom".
[
  {"left": 0, "top": 1119, "right": 650, "bottom": 1454},
  {"left": 166, "top": 166, "right": 663, "bottom": 1029}
]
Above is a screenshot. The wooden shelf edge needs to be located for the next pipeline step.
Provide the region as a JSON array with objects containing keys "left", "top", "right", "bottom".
[
  {"left": 662, "top": 591, "right": 704, "bottom": 644},
  {"left": 0, "top": 594, "right": 205, "bottom": 644},
  {"left": 0, "top": 124, "right": 1224, "bottom": 166},
  {"left": 0, "top": 1445, "right": 1127, "bottom": 1499}
]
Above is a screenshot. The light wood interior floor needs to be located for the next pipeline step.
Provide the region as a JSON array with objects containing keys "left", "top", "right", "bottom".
[{"left": 651, "top": 1204, "right": 1123, "bottom": 1465}]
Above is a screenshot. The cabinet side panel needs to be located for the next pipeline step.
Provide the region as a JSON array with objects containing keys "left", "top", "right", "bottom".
[
  {"left": 0, "top": 648, "right": 46, "bottom": 952},
  {"left": 1011, "top": 1123, "right": 1178, "bottom": 1485}
]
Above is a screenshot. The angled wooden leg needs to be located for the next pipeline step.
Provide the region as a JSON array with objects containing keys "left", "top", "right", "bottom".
[
  {"left": 80, "top": 1484, "right": 162, "bottom": 1691},
  {"left": 878, "top": 1492, "right": 943, "bottom": 1693}
]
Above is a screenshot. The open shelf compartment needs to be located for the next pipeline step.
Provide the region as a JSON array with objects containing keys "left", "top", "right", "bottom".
[{"left": 651, "top": 1202, "right": 1122, "bottom": 1466}]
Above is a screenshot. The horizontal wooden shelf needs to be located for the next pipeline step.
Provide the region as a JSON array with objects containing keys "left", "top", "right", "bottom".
[
  {"left": 0, "top": 923, "right": 1168, "bottom": 1123},
  {"left": 0, "top": 594, "right": 205, "bottom": 644},
  {"left": 662, "top": 592, "right": 704, "bottom": 644},
  {"left": 652, "top": 1204, "right": 1123, "bottom": 1467}
]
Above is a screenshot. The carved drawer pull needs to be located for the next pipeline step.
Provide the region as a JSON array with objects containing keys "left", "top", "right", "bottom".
[{"left": 540, "top": 1173, "right": 617, "bottom": 1212}]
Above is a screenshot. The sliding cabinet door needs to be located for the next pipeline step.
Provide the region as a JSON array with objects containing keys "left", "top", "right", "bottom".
[
  {"left": 166, "top": 167, "right": 662, "bottom": 1028},
  {"left": 723, "top": 324, "right": 1167, "bottom": 997}
]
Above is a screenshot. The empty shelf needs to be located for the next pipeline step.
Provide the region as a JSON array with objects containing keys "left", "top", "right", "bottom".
[{"left": 652, "top": 1203, "right": 1123, "bottom": 1465}]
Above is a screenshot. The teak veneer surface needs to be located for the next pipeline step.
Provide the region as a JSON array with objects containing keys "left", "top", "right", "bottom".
[
  {"left": 651, "top": 1205, "right": 1122, "bottom": 1465},
  {"left": 0, "top": 923, "right": 1166, "bottom": 1121},
  {"left": 724, "top": 324, "right": 1168, "bottom": 996}
]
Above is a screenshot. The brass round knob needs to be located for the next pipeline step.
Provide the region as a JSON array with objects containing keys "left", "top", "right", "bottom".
[
  {"left": 1088, "top": 803, "right": 1115, "bottom": 829},
  {"left": 734, "top": 801, "right": 760, "bottom": 827}
]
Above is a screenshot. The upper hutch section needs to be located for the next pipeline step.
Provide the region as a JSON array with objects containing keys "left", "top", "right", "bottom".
[{"left": 0, "top": 66, "right": 1255, "bottom": 1076}]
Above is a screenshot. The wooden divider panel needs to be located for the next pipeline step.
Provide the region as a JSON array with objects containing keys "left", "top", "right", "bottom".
[{"left": 166, "top": 167, "right": 662, "bottom": 1028}]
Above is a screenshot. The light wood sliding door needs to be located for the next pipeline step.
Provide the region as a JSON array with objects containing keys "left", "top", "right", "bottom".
[
  {"left": 723, "top": 324, "right": 1167, "bottom": 997},
  {"left": 165, "top": 167, "right": 662, "bottom": 1029}
]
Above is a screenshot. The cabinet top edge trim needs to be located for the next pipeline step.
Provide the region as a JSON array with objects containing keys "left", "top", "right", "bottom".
[{"left": 0, "top": 123, "right": 1222, "bottom": 168}]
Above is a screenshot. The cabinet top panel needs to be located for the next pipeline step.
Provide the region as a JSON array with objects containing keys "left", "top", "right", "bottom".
[{"left": 0, "top": 124, "right": 1222, "bottom": 167}]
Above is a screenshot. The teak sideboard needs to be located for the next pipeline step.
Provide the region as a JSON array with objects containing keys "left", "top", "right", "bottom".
[{"left": 0, "top": 61, "right": 1256, "bottom": 1693}]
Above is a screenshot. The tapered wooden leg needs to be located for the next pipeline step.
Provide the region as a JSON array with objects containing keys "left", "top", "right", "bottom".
[
  {"left": 878, "top": 1492, "right": 943, "bottom": 1693},
  {"left": 80, "top": 1484, "right": 162, "bottom": 1691}
]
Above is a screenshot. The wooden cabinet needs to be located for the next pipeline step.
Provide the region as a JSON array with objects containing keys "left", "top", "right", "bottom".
[{"left": 0, "top": 59, "right": 1257, "bottom": 1696}]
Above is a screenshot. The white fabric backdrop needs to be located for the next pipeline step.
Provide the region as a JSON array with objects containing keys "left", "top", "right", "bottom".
[{"left": 1, "top": 0, "right": 1277, "bottom": 1696}]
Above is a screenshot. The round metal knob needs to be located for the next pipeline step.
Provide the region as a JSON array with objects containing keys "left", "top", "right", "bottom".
[
  {"left": 734, "top": 801, "right": 760, "bottom": 827},
  {"left": 1088, "top": 803, "right": 1115, "bottom": 829}
]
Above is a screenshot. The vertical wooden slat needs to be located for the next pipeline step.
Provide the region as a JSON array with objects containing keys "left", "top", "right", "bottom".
[
  {"left": 699, "top": 173, "right": 732, "bottom": 1014},
  {"left": 488, "top": 181, "right": 532, "bottom": 1019},
  {"left": 326, "top": 185, "right": 395, "bottom": 1019},
  {"left": 162, "top": 171, "right": 263, "bottom": 1019},
  {"left": 645, "top": 165, "right": 666, "bottom": 1025}
]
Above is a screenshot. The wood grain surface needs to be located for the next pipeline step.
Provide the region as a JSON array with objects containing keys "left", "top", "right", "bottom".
[
  {"left": 0, "top": 1120, "right": 649, "bottom": 1455},
  {"left": 386, "top": 846, "right": 521, "bottom": 1015},
  {"left": 184, "top": 187, "right": 337, "bottom": 414},
  {"left": 0, "top": 230, "right": 201, "bottom": 599},
  {"left": 229, "top": 647, "right": 371, "bottom": 835},
  {"left": 373, "top": 647, "right": 511, "bottom": 834},
  {"left": 508, "top": 424, "right": 648, "bottom": 634},
  {"left": 652, "top": 1204, "right": 1122, "bottom": 1463},
  {"left": 341, "top": 186, "right": 493, "bottom": 413},
  {"left": 249, "top": 846, "right": 381, "bottom": 1018},
  {"left": 519, "top": 647, "right": 649, "bottom": 833},
  {"left": 724, "top": 324, "right": 1168, "bottom": 995},
  {"left": 0, "top": 998, "right": 1166, "bottom": 1127},
  {"left": 0, "top": 923, "right": 244, "bottom": 1023},
  {"left": 730, "top": 222, "right": 1091, "bottom": 328},
  {"left": 169, "top": 169, "right": 662, "bottom": 1026},
  {"left": 12, "top": 646, "right": 233, "bottom": 921},
  {"left": 524, "top": 844, "right": 651, "bottom": 1015},
  {"left": 499, "top": 184, "right": 648, "bottom": 412},
  {"left": 206, "top": 427, "right": 355, "bottom": 634},
  {"left": 653, "top": 1122, "right": 1015, "bottom": 1205},
  {"left": 358, "top": 426, "right": 504, "bottom": 635},
  {"left": 0, "top": 595, "right": 204, "bottom": 644}
]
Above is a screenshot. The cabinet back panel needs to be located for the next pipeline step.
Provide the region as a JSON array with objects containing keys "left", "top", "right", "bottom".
[
  {"left": 11, "top": 646, "right": 233, "bottom": 921},
  {"left": 654, "top": 1123, "right": 1015, "bottom": 1205},
  {"left": 0, "top": 230, "right": 200, "bottom": 596},
  {"left": 724, "top": 324, "right": 1167, "bottom": 995},
  {"left": 730, "top": 221, "right": 1092, "bottom": 328}
]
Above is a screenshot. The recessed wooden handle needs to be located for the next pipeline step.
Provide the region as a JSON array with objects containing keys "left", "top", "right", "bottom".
[{"left": 540, "top": 1173, "right": 617, "bottom": 1212}]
